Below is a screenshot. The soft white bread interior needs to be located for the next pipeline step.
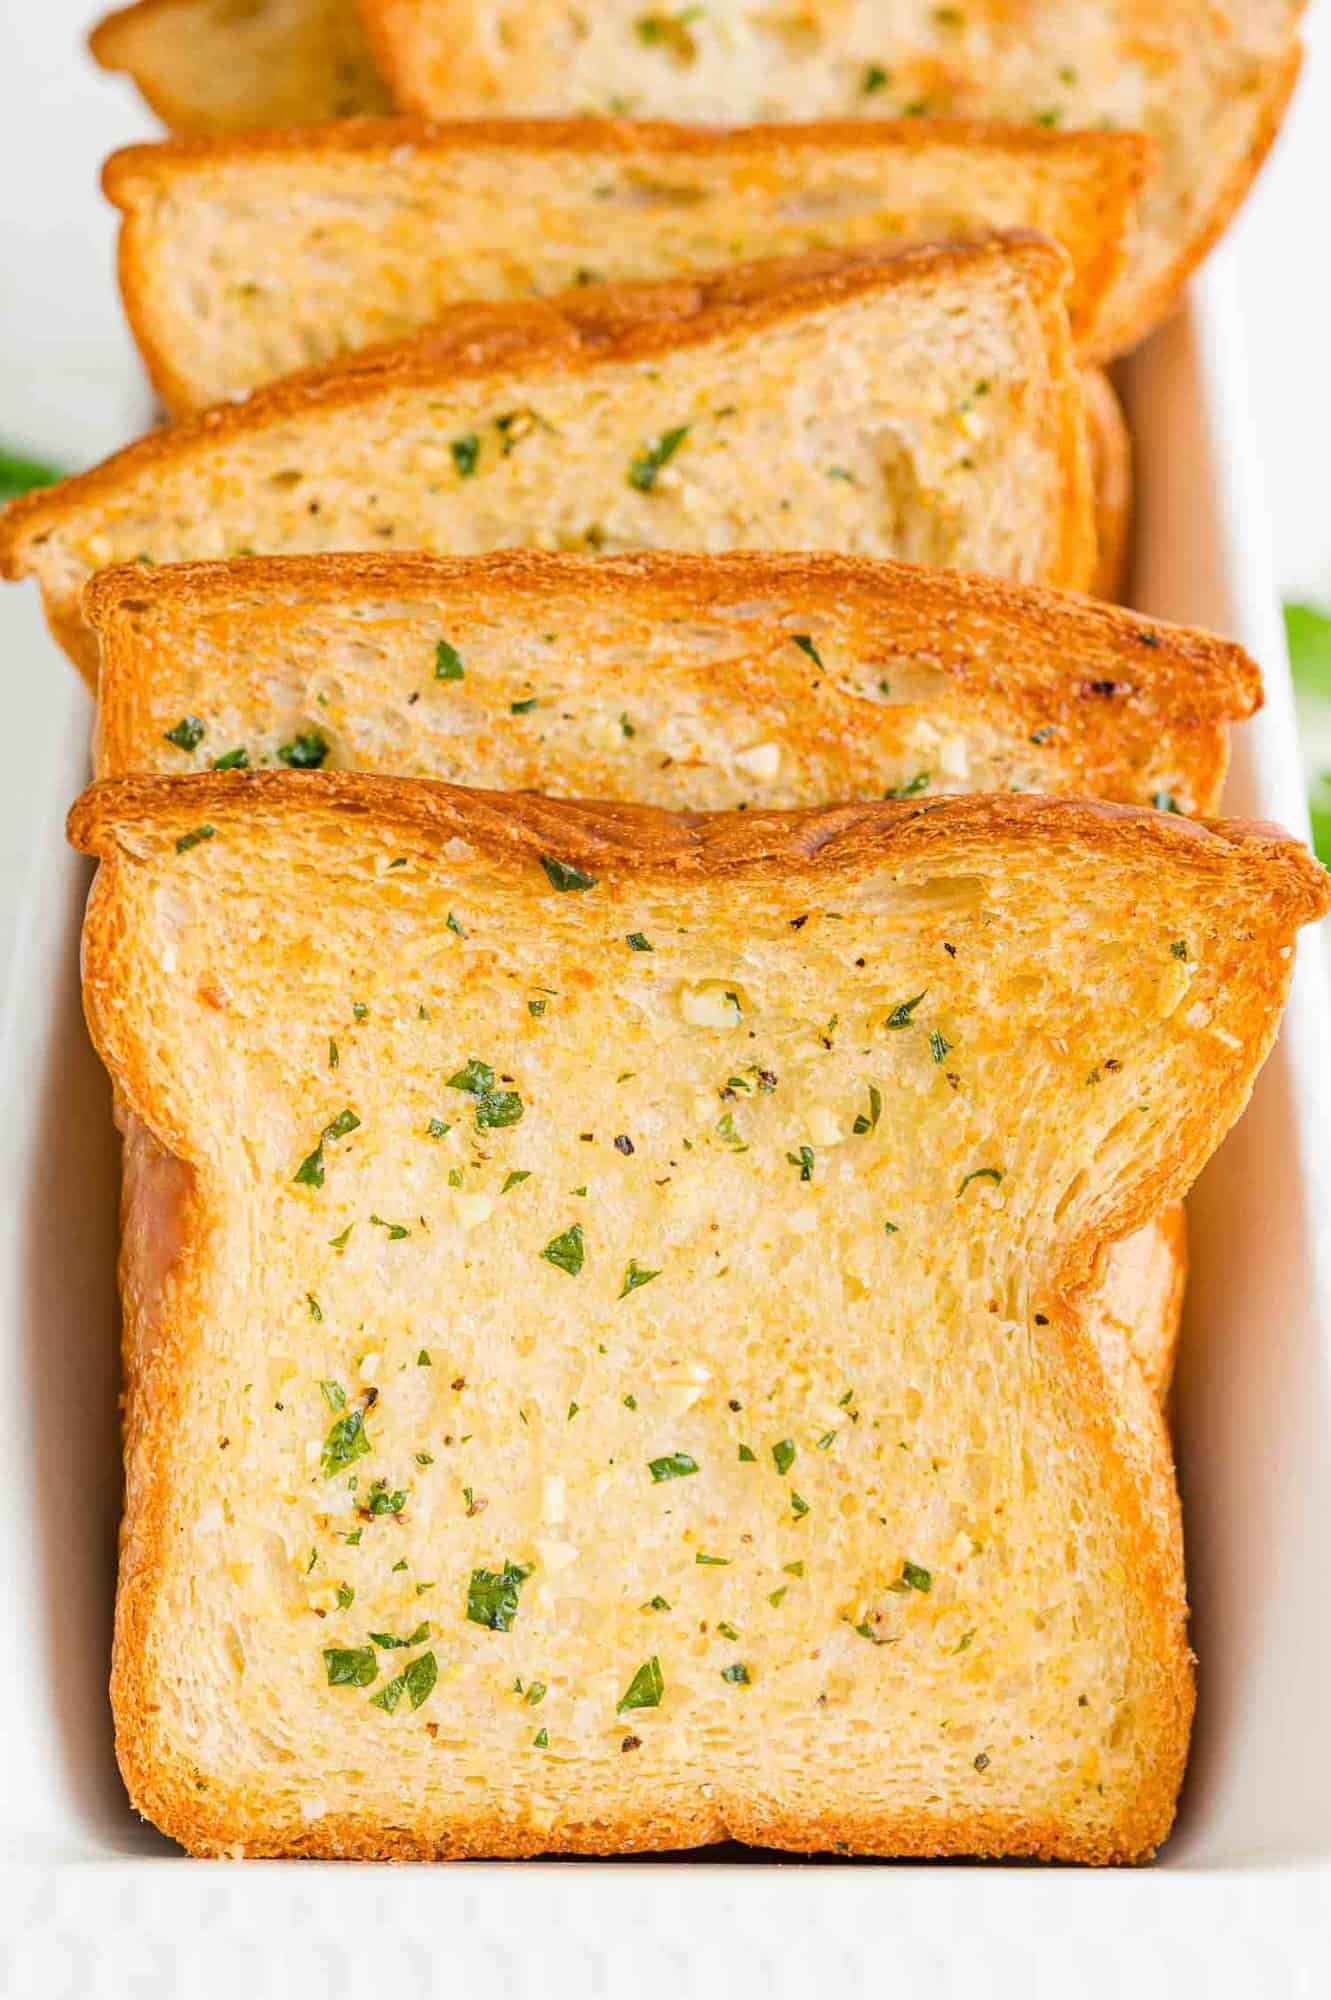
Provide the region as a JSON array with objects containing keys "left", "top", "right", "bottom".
[
  {"left": 0, "top": 238, "right": 1095, "bottom": 679},
  {"left": 87, "top": 550, "right": 1256, "bottom": 816},
  {"left": 103, "top": 115, "right": 1152, "bottom": 411},
  {"left": 71, "top": 773, "right": 1330, "bottom": 1862},
  {"left": 89, "top": 0, "right": 391, "bottom": 131},
  {"left": 362, "top": 0, "right": 1302, "bottom": 356}
]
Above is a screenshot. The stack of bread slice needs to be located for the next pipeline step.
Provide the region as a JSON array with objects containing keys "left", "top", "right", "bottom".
[{"left": 5, "top": 0, "right": 1320, "bottom": 1865}]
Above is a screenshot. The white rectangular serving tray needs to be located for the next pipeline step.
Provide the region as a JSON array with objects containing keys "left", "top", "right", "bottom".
[{"left": 2, "top": 250, "right": 1329, "bottom": 1996}]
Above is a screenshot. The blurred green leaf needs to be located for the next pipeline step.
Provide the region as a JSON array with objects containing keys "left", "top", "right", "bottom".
[
  {"left": 0, "top": 447, "right": 64, "bottom": 504},
  {"left": 1285, "top": 601, "right": 1331, "bottom": 868},
  {"left": 1285, "top": 602, "right": 1331, "bottom": 699}
]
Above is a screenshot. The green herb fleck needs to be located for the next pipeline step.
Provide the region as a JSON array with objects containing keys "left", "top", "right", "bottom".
[
  {"left": 886, "top": 991, "right": 927, "bottom": 1029},
  {"left": 786, "top": 1146, "right": 815, "bottom": 1182},
  {"left": 616, "top": 1656, "right": 664, "bottom": 1712},
  {"left": 884, "top": 772, "right": 930, "bottom": 799},
  {"left": 320, "top": 1408, "right": 369, "bottom": 1479},
  {"left": 323, "top": 1645, "right": 377, "bottom": 1688},
  {"left": 447, "top": 1056, "right": 524, "bottom": 1129},
  {"left": 211, "top": 747, "right": 249, "bottom": 771},
  {"left": 737, "top": 1444, "right": 756, "bottom": 1463},
  {"left": 626, "top": 932, "right": 653, "bottom": 952},
  {"left": 720, "top": 1662, "right": 751, "bottom": 1685},
  {"left": 791, "top": 634, "right": 824, "bottom": 669},
  {"left": 862, "top": 62, "right": 889, "bottom": 93},
  {"left": 540, "top": 854, "right": 597, "bottom": 892},
  {"left": 467, "top": 1560, "right": 531, "bottom": 1631},
  {"left": 451, "top": 433, "right": 480, "bottom": 477},
  {"left": 957, "top": 1166, "right": 1003, "bottom": 1198},
  {"left": 772, "top": 1438, "right": 796, "bottom": 1477},
  {"left": 929, "top": 1030, "right": 952, "bottom": 1064},
  {"left": 293, "top": 1107, "right": 361, "bottom": 1188},
  {"left": 628, "top": 425, "right": 688, "bottom": 492},
  {"left": 790, "top": 1491, "right": 810, "bottom": 1519},
  {"left": 433, "top": 638, "right": 465, "bottom": 682},
  {"left": 533, "top": 1727, "right": 549, "bottom": 1747},
  {"left": 175, "top": 824, "right": 216, "bottom": 854},
  {"left": 852, "top": 1084, "right": 882, "bottom": 1135},
  {"left": 542, "top": 1223, "right": 585, "bottom": 1276},
  {"left": 278, "top": 730, "right": 328, "bottom": 769},
  {"left": 164, "top": 715, "right": 205, "bottom": 752},
  {"left": 620, "top": 1259, "right": 660, "bottom": 1299},
  {"left": 649, "top": 1451, "right": 698, "bottom": 1483}
]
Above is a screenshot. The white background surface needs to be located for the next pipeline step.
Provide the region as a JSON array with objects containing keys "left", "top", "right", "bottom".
[{"left": 2, "top": 6, "right": 1330, "bottom": 1992}]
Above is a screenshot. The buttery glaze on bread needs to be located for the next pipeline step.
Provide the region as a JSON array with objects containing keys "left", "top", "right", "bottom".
[
  {"left": 104, "top": 115, "right": 1152, "bottom": 410},
  {"left": 71, "top": 775, "right": 1329, "bottom": 1861},
  {"left": 362, "top": 0, "right": 1302, "bottom": 357},
  {"left": 88, "top": 545, "right": 1226, "bottom": 1403},
  {"left": 87, "top": 549, "right": 1257, "bottom": 815},
  {"left": 0, "top": 238, "right": 1096, "bottom": 678}
]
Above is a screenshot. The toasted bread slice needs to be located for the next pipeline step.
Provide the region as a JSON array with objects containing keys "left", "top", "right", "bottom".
[
  {"left": 364, "top": 0, "right": 1302, "bottom": 355},
  {"left": 0, "top": 238, "right": 1095, "bottom": 680},
  {"left": 89, "top": 0, "right": 391, "bottom": 131},
  {"left": 103, "top": 116, "right": 1151, "bottom": 411},
  {"left": 87, "top": 550, "right": 1256, "bottom": 814},
  {"left": 89, "top": 546, "right": 1216, "bottom": 1404},
  {"left": 71, "top": 774, "right": 1329, "bottom": 1860}
]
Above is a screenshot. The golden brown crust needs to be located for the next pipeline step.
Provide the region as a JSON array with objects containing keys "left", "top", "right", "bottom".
[
  {"left": 76, "top": 776, "right": 1324, "bottom": 1861},
  {"left": 1094, "top": 39, "right": 1303, "bottom": 356},
  {"left": 70, "top": 769, "right": 1330, "bottom": 933},
  {"left": 85, "top": 547, "right": 1260, "bottom": 813},
  {"left": 103, "top": 113, "right": 1152, "bottom": 392},
  {"left": 1084, "top": 368, "right": 1133, "bottom": 604}
]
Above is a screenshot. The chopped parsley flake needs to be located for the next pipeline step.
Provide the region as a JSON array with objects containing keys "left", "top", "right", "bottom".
[
  {"left": 790, "top": 1491, "right": 810, "bottom": 1519},
  {"left": 695, "top": 1552, "right": 730, "bottom": 1566},
  {"left": 368, "top": 1621, "right": 431, "bottom": 1650},
  {"left": 319, "top": 1380, "right": 346, "bottom": 1412},
  {"left": 451, "top": 433, "right": 480, "bottom": 477},
  {"left": 772, "top": 1438, "right": 796, "bottom": 1477},
  {"left": 533, "top": 1727, "right": 549, "bottom": 1748},
  {"left": 466, "top": 1560, "right": 531, "bottom": 1631},
  {"left": 323, "top": 1646, "right": 377, "bottom": 1688},
  {"left": 447, "top": 1056, "right": 524, "bottom": 1129},
  {"left": 648, "top": 1451, "right": 698, "bottom": 1483},
  {"left": 542, "top": 1222, "right": 585, "bottom": 1276},
  {"left": 502, "top": 1170, "right": 532, "bottom": 1193},
  {"left": 616, "top": 1656, "right": 664, "bottom": 1712},
  {"left": 435, "top": 638, "right": 465, "bottom": 681},
  {"left": 852, "top": 1084, "right": 882, "bottom": 1134},
  {"left": 540, "top": 854, "right": 597, "bottom": 892},
  {"left": 886, "top": 991, "right": 927, "bottom": 1029},
  {"left": 862, "top": 62, "right": 889, "bottom": 93},
  {"left": 957, "top": 1166, "right": 1003, "bottom": 1198},
  {"left": 643, "top": 1594, "right": 670, "bottom": 1612},
  {"left": 791, "top": 634, "right": 824, "bottom": 669},
  {"left": 884, "top": 772, "right": 930, "bottom": 799},
  {"left": 277, "top": 730, "right": 328, "bottom": 769},
  {"left": 738, "top": 1444, "right": 756, "bottom": 1463},
  {"left": 626, "top": 932, "right": 653, "bottom": 951},
  {"left": 720, "top": 1662, "right": 751, "bottom": 1685},
  {"left": 164, "top": 715, "right": 204, "bottom": 752},
  {"left": 628, "top": 425, "right": 688, "bottom": 492},
  {"left": 211, "top": 747, "right": 249, "bottom": 771},
  {"left": 320, "top": 1408, "right": 369, "bottom": 1479},
  {"left": 929, "top": 1030, "right": 953, "bottom": 1064},
  {"left": 620, "top": 1259, "right": 660, "bottom": 1299},
  {"left": 786, "top": 1145, "right": 815, "bottom": 1182},
  {"left": 293, "top": 1107, "right": 361, "bottom": 1188},
  {"left": 175, "top": 824, "right": 216, "bottom": 854}
]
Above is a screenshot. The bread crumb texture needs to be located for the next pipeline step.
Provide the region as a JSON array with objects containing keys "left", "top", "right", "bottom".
[{"left": 72, "top": 776, "right": 1329, "bottom": 1862}]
